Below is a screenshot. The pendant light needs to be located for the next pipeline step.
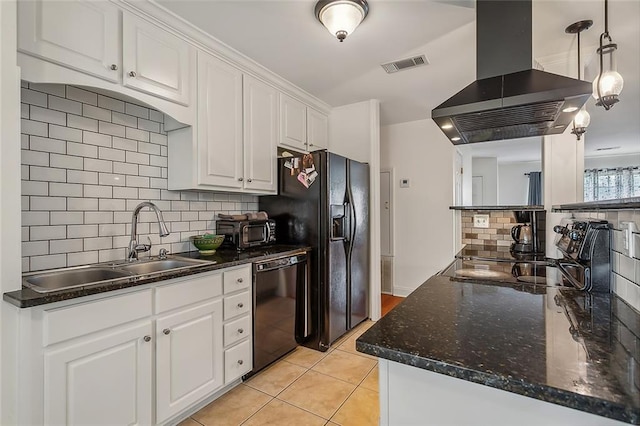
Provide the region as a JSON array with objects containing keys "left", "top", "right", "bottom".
[
  {"left": 315, "top": 0, "right": 369, "bottom": 42},
  {"left": 565, "top": 20, "right": 592, "bottom": 140},
  {"left": 593, "top": 0, "right": 624, "bottom": 110}
]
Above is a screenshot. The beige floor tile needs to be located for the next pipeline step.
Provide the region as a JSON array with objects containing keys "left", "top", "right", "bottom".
[
  {"left": 331, "top": 387, "right": 379, "bottom": 426},
  {"left": 277, "top": 370, "right": 355, "bottom": 419},
  {"left": 312, "top": 349, "right": 377, "bottom": 385},
  {"left": 334, "top": 335, "right": 378, "bottom": 360},
  {"left": 284, "top": 346, "right": 327, "bottom": 369},
  {"left": 192, "top": 384, "right": 271, "bottom": 426},
  {"left": 178, "top": 418, "right": 202, "bottom": 426},
  {"left": 245, "top": 360, "right": 307, "bottom": 397},
  {"left": 242, "top": 398, "right": 326, "bottom": 426},
  {"left": 360, "top": 365, "right": 379, "bottom": 392}
]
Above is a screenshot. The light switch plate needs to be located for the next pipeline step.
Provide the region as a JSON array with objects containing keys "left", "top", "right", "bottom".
[
  {"left": 400, "top": 178, "right": 410, "bottom": 188},
  {"left": 473, "top": 214, "right": 490, "bottom": 229}
]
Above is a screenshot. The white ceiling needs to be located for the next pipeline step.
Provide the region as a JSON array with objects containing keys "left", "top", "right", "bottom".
[{"left": 157, "top": 0, "right": 639, "bottom": 161}]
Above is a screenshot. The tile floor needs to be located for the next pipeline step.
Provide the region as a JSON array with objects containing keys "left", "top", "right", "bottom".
[{"left": 179, "top": 320, "right": 378, "bottom": 426}]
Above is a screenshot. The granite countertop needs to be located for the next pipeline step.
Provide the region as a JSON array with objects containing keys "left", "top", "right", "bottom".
[
  {"left": 4, "top": 245, "right": 309, "bottom": 308},
  {"left": 456, "top": 244, "right": 549, "bottom": 263},
  {"left": 450, "top": 205, "right": 545, "bottom": 211},
  {"left": 356, "top": 275, "right": 640, "bottom": 424},
  {"left": 552, "top": 197, "right": 640, "bottom": 212}
]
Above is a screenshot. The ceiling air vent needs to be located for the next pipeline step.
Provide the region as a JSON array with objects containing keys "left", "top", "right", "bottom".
[{"left": 381, "top": 55, "right": 429, "bottom": 74}]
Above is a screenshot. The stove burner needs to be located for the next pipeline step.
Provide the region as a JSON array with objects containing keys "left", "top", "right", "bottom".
[{"left": 454, "top": 269, "right": 512, "bottom": 279}]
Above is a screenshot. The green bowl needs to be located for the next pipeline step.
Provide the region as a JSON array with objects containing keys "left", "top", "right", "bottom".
[{"left": 190, "top": 234, "right": 225, "bottom": 254}]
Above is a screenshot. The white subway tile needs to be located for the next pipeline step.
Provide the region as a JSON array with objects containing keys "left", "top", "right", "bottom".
[
  {"left": 139, "top": 165, "right": 161, "bottom": 178},
  {"left": 161, "top": 168, "right": 168, "bottom": 179},
  {"left": 198, "top": 192, "right": 214, "bottom": 202},
  {"left": 125, "top": 222, "right": 149, "bottom": 235},
  {"left": 171, "top": 241, "right": 192, "bottom": 253},
  {"left": 21, "top": 88, "right": 48, "bottom": 107},
  {"left": 68, "top": 251, "right": 99, "bottom": 267},
  {"left": 99, "top": 248, "right": 126, "bottom": 263},
  {"left": 125, "top": 151, "right": 149, "bottom": 165},
  {"left": 213, "top": 193, "right": 229, "bottom": 201},
  {"left": 83, "top": 104, "right": 111, "bottom": 122},
  {"left": 22, "top": 241, "right": 49, "bottom": 256},
  {"left": 84, "top": 236, "right": 112, "bottom": 251},
  {"left": 113, "top": 235, "right": 131, "bottom": 248},
  {"left": 112, "top": 137, "right": 138, "bottom": 152},
  {"left": 160, "top": 146, "right": 168, "bottom": 156},
  {"left": 221, "top": 202, "right": 235, "bottom": 210},
  {"left": 98, "top": 95, "right": 125, "bottom": 113},
  {"left": 30, "top": 254, "right": 67, "bottom": 271},
  {"left": 126, "top": 175, "right": 150, "bottom": 188},
  {"left": 85, "top": 211, "right": 113, "bottom": 224},
  {"left": 22, "top": 195, "right": 29, "bottom": 211},
  {"left": 50, "top": 239, "right": 83, "bottom": 254},
  {"left": 50, "top": 124, "right": 83, "bottom": 142},
  {"left": 190, "top": 221, "right": 206, "bottom": 231},
  {"left": 150, "top": 132, "right": 168, "bottom": 146},
  {"left": 113, "top": 161, "right": 138, "bottom": 176},
  {"left": 161, "top": 190, "right": 181, "bottom": 201},
  {"left": 68, "top": 198, "right": 98, "bottom": 211},
  {"left": 29, "top": 135, "right": 65, "bottom": 154},
  {"left": 138, "top": 188, "right": 160, "bottom": 200},
  {"left": 29, "top": 166, "right": 67, "bottom": 182},
  {"left": 50, "top": 211, "right": 84, "bottom": 225},
  {"left": 207, "top": 202, "right": 222, "bottom": 211},
  {"left": 68, "top": 224, "right": 98, "bottom": 238},
  {"left": 49, "top": 183, "right": 83, "bottom": 197},
  {"left": 228, "top": 194, "right": 242, "bottom": 202},
  {"left": 138, "top": 118, "right": 160, "bottom": 133},
  {"left": 21, "top": 103, "right": 29, "bottom": 119},
  {"left": 153, "top": 201, "right": 171, "bottom": 211},
  {"left": 22, "top": 150, "right": 49, "bottom": 166},
  {"left": 67, "top": 114, "right": 98, "bottom": 132},
  {"left": 21, "top": 119, "right": 48, "bottom": 137},
  {"left": 99, "top": 198, "right": 126, "bottom": 211},
  {"left": 21, "top": 134, "right": 29, "bottom": 149},
  {"left": 172, "top": 201, "right": 190, "bottom": 211},
  {"left": 22, "top": 226, "right": 29, "bottom": 241},
  {"left": 48, "top": 95, "right": 82, "bottom": 115},
  {"left": 125, "top": 127, "right": 149, "bottom": 142},
  {"left": 22, "top": 211, "right": 49, "bottom": 226},
  {"left": 66, "top": 86, "right": 97, "bottom": 105},
  {"left": 29, "top": 82, "right": 65, "bottom": 97},
  {"left": 190, "top": 201, "right": 207, "bottom": 211},
  {"left": 98, "top": 146, "right": 126, "bottom": 162},
  {"left": 180, "top": 231, "right": 198, "bottom": 241},
  {"left": 181, "top": 211, "right": 198, "bottom": 221},
  {"left": 50, "top": 154, "right": 83, "bottom": 170},
  {"left": 149, "top": 109, "right": 164, "bottom": 123},
  {"left": 98, "top": 223, "right": 126, "bottom": 237},
  {"left": 30, "top": 225, "right": 66, "bottom": 240},
  {"left": 22, "top": 180, "right": 48, "bottom": 196},
  {"left": 181, "top": 192, "right": 198, "bottom": 201},
  {"left": 171, "top": 222, "right": 189, "bottom": 232},
  {"left": 99, "top": 121, "right": 125, "bottom": 137},
  {"left": 84, "top": 185, "right": 112, "bottom": 198},
  {"left": 99, "top": 173, "right": 126, "bottom": 186},
  {"left": 84, "top": 158, "right": 113, "bottom": 173},
  {"left": 161, "top": 233, "right": 181, "bottom": 244},
  {"left": 198, "top": 211, "right": 214, "bottom": 221},
  {"left": 113, "top": 187, "right": 138, "bottom": 199},
  {"left": 30, "top": 196, "right": 66, "bottom": 211},
  {"left": 138, "top": 142, "right": 160, "bottom": 155},
  {"left": 125, "top": 200, "right": 145, "bottom": 211},
  {"left": 150, "top": 178, "right": 167, "bottom": 189},
  {"left": 68, "top": 170, "right": 98, "bottom": 184},
  {"left": 125, "top": 103, "right": 149, "bottom": 119},
  {"left": 30, "top": 105, "right": 66, "bottom": 126},
  {"left": 149, "top": 155, "right": 168, "bottom": 167},
  {"left": 83, "top": 131, "right": 111, "bottom": 147},
  {"left": 112, "top": 111, "right": 137, "bottom": 128},
  {"left": 67, "top": 141, "right": 97, "bottom": 158}
]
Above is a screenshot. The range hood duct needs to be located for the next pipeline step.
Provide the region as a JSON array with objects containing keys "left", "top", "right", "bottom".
[{"left": 431, "top": 0, "right": 592, "bottom": 145}]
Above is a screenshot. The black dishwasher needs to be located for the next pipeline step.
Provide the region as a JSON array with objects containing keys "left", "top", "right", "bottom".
[{"left": 244, "top": 251, "right": 310, "bottom": 378}]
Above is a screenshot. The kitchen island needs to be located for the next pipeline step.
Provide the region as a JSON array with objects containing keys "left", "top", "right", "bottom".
[{"left": 356, "top": 275, "right": 640, "bottom": 425}]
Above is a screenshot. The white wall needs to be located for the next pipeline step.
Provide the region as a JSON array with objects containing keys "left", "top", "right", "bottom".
[
  {"left": 498, "top": 161, "right": 542, "bottom": 205},
  {"left": 585, "top": 154, "right": 640, "bottom": 169},
  {"left": 380, "top": 119, "right": 454, "bottom": 296},
  {"left": 472, "top": 157, "right": 498, "bottom": 205}
]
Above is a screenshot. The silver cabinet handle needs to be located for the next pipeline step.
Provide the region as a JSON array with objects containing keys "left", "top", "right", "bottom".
[
  {"left": 238, "top": 177, "right": 244, "bottom": 182},
  {"left": 309, "top": 143, "right": 314, "bottom": 147},
  {"left": 237, "top": 359, "right": 244, "bottom": 365},
  {"left": 237, "top": 302, "right": 244, "bottom": 308},
  {"left": 238, "top": 328, "right": 244, "bottom": 334},
  {"left": 110, "top": 64, "right": 118, "bottom": 71},
  {"left": 143, "top": 335, "right": 151, "bottom": 342},
  {"left": 247, "top": 178, "right": 253, "bottom": 183},
  {"left": 237, "top": 278, "right": 243, "bottom": 283},
  {"left": 163, "top": 328, "right": 171, "bottom": 335},
  {"left": 129, "top": 71, "right": 137, "bottom": 77}
]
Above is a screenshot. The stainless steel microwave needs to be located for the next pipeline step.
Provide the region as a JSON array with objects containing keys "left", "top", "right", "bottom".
[{"left": 216, "top": 219, "right": 276, "bottom": 249}]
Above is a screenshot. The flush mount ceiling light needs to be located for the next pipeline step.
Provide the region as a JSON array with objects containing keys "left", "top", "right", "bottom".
[
  {"left": 565, "top": 20, "right": 593, "bottom": 140},
  {"left": 315, "top": 0, "right": 369, "bottom": 42},
  {"left": 593, "top": 0, "right": 624, "bottom": 110}
]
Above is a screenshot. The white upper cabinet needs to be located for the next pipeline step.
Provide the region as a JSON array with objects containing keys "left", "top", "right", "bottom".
[
  {"left": 122, "top": 13, "right": 194, "bottom": 106},
  {"left": 279, "top": 93, "right": 308, "bottom": 151},
  {"left": 307, "top": 107, "right": 329, "bottom": 150},
  {"left": 243, "top": 75, "right": 278, "bottom": 192},
  {"left": 18, "top": 0, "right": 120, "bottom": 82}
]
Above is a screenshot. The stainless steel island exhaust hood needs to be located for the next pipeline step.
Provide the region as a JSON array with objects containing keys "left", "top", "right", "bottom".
[{"left": 431, "top": 0, "right": 592, "bottom": 145}]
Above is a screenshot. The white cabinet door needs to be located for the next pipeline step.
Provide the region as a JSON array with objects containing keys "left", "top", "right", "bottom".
[
  {"left": 156, "top": 299, "right": 224, "bottom": 424},
  {"left": 279, "top": 93, "right": 307, "bottom": 151},
  {"left": 44, "top": 321, "right": 153, "bottom": 426},
  {"left": 122, "top": 12, "right": 194, "bottom": 105},
  {"left": 307, "top": 108, "right": 329, "bottom": 150},
  {"left": 197, "top": 51, "right": 244, "bottom": 189},
  {"left": 243, "top": 75, "right": 277, "bottom": 193},
  {"left": 18, "top": 0, "right": 120, "bottom": 82}
]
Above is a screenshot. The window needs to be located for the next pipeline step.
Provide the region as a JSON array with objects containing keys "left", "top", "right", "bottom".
[{"left": 584, "top": 167, "right": 640, "bottom": 201}]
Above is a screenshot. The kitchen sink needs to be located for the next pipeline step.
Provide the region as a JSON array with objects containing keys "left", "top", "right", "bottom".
[{"left": 23, "top": 256, "right": 213, "bottom": 293}]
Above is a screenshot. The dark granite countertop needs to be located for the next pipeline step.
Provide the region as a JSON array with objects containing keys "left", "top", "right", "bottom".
[
  {"left": 4, "top": 245, "right": 309, "bottom": 308},
  {"left": 552, "top": 197, "right": 640, "bottom": 212},
  {"left": 456, "top": 244, "right": 549, "bottom": 263},
  {"left": 356, "top": 275, "right": 640, "bottom": 424},
  {"left": 450, "top": 205, "right": 545, "bottom": 211}
]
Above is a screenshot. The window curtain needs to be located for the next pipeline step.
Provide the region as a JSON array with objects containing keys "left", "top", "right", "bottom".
[
  {"left": 527, "top": 172, "right": 542, "bottom": 205},
  {"left": 584, "top": 167, "right": 640, "bottom": 201}
]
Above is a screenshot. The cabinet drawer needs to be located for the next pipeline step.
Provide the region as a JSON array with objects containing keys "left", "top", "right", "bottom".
[
  {"left": 155, "top": 271, "right": 222, "bottom": 314},
  {"left": 223, "top": 266, "right": 251, "bottom": 294},
  {"left": 224, "top": 315, "right": 251, "bottom": 347},
  {"left": 223, "top": 291, "right": 251, "bottom": 320},
  {"left": 44, "top": 289, "right": 152, "bottom": 346},
  {"left": 224, "top": 339, "right": 252, "bottom": 383}
]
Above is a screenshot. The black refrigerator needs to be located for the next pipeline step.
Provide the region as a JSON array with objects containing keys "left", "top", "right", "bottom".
[{"left": 259, "top": 150, "right": 370, "bottom": 352}]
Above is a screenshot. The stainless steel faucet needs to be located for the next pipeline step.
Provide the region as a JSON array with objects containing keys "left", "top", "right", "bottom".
[{"left": 128, "top": 202, "right": 170, "bottom": 261}]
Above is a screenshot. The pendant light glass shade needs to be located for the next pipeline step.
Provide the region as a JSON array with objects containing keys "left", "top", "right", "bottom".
[
  {"left": 571, "top": 108, "right": 590, "bottom": 140},
  {"left": 565, "top": 20, "right": 592, "bottom": 141},
  {"left": 315, "top": 0, "right": 369, "bottom": 42},
  {"left": 593, "top": 0, "right": 623, "bottom": 110}
]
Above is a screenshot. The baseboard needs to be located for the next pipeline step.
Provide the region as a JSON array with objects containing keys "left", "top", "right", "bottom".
[{"left": 392, "top": 286, "right": 414, "bottom": 297}]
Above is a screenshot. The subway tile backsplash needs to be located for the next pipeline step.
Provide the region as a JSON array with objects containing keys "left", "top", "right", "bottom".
[{"left": 21, "top": 83, "right": 257, "bottom": 272}]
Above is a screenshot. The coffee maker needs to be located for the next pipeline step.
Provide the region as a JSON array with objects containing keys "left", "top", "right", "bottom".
[{"left": 511, "top": 210, "right": 545, "bottom": 254}]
